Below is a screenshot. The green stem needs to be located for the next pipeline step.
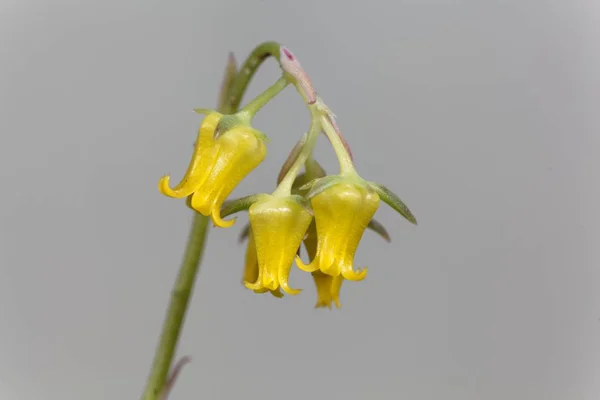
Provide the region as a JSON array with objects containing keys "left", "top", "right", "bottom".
[
  {"left": 141, "top": 213, "right": 209, "bottom": 400},
  {"left": 320, "top": 114, "right": 356, "bottom": 175},
  {"left": 238, "top": 77, "right": 289, "bottom": 121},
  {"left": 141, "top": 41, "right": 282, "bottom": 400},
  {"left": 224, "top": 41, "right": 281, "bottom": 114},
  {"left": 273, "top": 106, "right": 321, "bottom": 196}
]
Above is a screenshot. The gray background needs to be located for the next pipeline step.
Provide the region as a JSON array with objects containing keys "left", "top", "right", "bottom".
[{"left": 1, "top": 0, "right": 599, "bottom": 399}]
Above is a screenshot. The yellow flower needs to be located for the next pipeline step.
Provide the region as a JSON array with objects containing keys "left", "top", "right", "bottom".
[
  {"left": 301, "top": 220, "right": 344, "bottom": 309},
  {"left": 243, "top": 230, "right": 283, "bottom": 298},
  {"left": 312, "top": 271, "right": 344, "bottom": 309},
  {"left": 159, "top": 112, "right": 266, "bottom": 228},
  {"left": 297, "top": 182, "right": 379, "bottom": 281},
  {"left": 244, "top": 195, "right": 312, "bottom": 295}
]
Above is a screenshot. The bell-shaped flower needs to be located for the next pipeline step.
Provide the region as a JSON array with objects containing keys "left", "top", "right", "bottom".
[
  {"left": 244, "top": 195, "right": 312, "bottom": 295},
  {"left": 159, "top": 111, "right": 266, "bottom": 227},
  {"left": 297, "top": 182, "right": 379, "bottom": 281}
]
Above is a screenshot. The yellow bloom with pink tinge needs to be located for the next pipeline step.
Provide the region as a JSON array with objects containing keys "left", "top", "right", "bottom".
[
  {"left": 297, "top": 182, "right": 380, "bottom": 281},
  {"left": 244, "top": 195, "right": 312, "bottom": 295},
  {"left": 158, "top": 112, "right": 266, "bottom": 228}
]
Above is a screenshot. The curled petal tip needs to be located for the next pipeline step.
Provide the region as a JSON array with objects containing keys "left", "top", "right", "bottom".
[
  {"left": 295, "top": 256, "right": 317, "bottom": 273},
  {"left": 211, "top": 209, "right": 236, "bottom": 228},
  {"left": 342, "top": 267, "right": 368, "bottom": 282},
  {"left": 212, "top": 218, "right": 236, "bottom": 228},
  {"left": 158, "top": 174, "right": 169, "bottom": 190},
  {"left": 281, "top": 283, "right": 301, "bottom": 296},
  {"left": 158, "top": 175, "right": 178, "bottom": 198},
  {"left": 159, "top": 175, "right": 194, "bottom": 199}
]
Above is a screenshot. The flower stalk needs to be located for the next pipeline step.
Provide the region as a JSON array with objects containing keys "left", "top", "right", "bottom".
[
  {"left": 238, "top": 76, "right": 289, "bottom": 122},
  {"left": 141, "top": 213, "right": 209, "bottom": 400}
]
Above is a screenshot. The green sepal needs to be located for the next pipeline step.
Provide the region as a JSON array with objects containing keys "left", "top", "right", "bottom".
[
  {"left": 193, "top": 108, "right": 214, "bottom": 115},
  {"left": 305, "top": 158, "right": 326, "bottom": 180},
  {"left": 297, "top": 179, "right": 317, "bottom": 192},
  {"left": 217, "top": 53, "right": 237, "bottom": 112},
  {"left": 289, "top": 194, "right": 313, "bottom": 215},
  {"left": 368, "top": 182, "right": 417, "bottom": 225},
  {"left": 214, "top": 114, "right": 243, "bottom": 138},
  {"left": 291, "top": 173, "right": 311, "bottom": 194},
  {"left": 207, "top": 114, "right": 269, "bottom": 143},
  {"left": 238, "top": 223, "right": 251, "bottom": 243},
  {"left": 248, "top": 127, "right": 269, "bottom": 143},
  {"left": 300, "top": 175, "right": 344, "bottom": 199},
  {"left": 291, "top": 159, "right": 327, "bottom": 195},
  {"left": 192, "top": 110, "right": 269, "bottom": 142},
  {"left": 367, "top": 218, "right": 391, "bottom": 242}
]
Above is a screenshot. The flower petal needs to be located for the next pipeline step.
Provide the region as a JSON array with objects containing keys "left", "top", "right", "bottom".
[{"left": 159, "top": 113, "right": 222, "bottom": 198}]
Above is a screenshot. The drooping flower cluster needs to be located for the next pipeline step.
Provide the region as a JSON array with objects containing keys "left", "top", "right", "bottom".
[{"left": 159, "top": 45, "right": 416, "bottom": 308}]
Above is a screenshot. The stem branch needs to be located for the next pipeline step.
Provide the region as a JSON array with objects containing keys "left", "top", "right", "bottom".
[{"left": 238, "top": 77, "right": 289, "bottom": 121}]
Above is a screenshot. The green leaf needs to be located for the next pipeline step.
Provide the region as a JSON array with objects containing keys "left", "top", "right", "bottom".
[
  {"left": 368, "top": 218, "right": 391, "bottom": 242},
  {"left": 369, "top": 182, "right": 417, "bottom": 225}
]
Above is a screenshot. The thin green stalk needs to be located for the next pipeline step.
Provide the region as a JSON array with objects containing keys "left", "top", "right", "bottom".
[
  {"left": 141, "top": 213, "right": 209, "bottom": 400},
  {"left": 320, "top": 114, "right": 356, "bottom": 175},
  {"left": 237, "top": 77, "right": 289, "bottom": 121},
  {"left": 141, "top": 41, "right": 283, "bottom": 400},
  {"left": 224, "top": 41, "right": 281, "bottom": 114},
  {"left": 273, "top": 111, "right": 320, "bottom": 196}
]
